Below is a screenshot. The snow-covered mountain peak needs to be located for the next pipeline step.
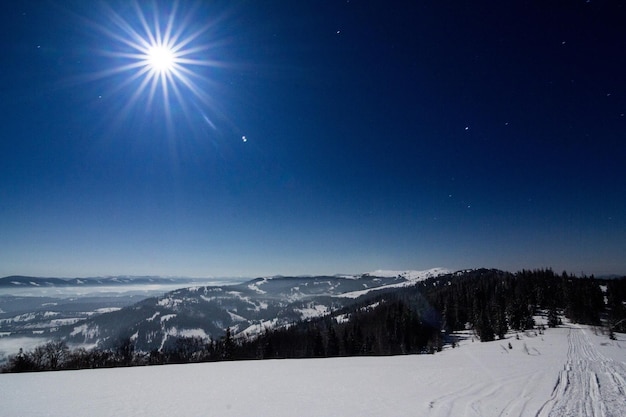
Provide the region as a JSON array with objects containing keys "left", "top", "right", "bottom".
[{"left": 365, "top": 268, "right": 450, "bottom": 281}]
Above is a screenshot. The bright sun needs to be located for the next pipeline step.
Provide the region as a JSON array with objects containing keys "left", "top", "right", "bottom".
[
  {"left": 92, "top": 1, "right": 221, "bottom": 127},
  {"left": 146, "top": 45, "right": 176, "bottom": 74}
]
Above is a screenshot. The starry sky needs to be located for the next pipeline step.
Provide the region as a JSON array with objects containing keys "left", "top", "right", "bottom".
[{"left": 1, "top": 0, "right": 625, "bottom": 278}]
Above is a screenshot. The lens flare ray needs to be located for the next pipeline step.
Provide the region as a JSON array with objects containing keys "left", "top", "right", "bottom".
[{"left": 83, "top": 0, "right": 226, "bottom": 133}]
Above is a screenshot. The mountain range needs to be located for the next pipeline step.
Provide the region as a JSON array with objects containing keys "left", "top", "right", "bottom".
[
  {"left": 40, "top": 268, "right": 449, "bottom": 351},
  {"left": 0, "top": 275, "right": 209, "bottom": 287}
]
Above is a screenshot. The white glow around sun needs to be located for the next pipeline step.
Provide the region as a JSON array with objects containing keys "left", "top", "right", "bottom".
[
  {"left": 146, "top": 44, "right": 176, "bottom": 74},
  {"left": 89, "top": 1, "right": 224, "bottom": 129}
]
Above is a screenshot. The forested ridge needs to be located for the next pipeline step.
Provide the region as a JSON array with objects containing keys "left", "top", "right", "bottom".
[{"left": 4, "top": 268, "right": 625, "bottom": 373}]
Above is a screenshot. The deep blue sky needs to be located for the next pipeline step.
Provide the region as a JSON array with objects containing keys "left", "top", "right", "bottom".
[{"left": 1, "top": 0, "right": 625, "bottom": 278}]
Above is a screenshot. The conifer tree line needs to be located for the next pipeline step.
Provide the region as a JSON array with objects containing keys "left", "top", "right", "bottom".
[{"left": 3, "top": 268, "right": 625, "bottom": 373}]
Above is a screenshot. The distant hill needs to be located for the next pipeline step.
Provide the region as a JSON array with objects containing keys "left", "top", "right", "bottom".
[
  {"left": 51, "top": 269, "right": 449, "bottom": 351},
  {"left": 0, "top": 275, "right": 208, "bottom": 287}
]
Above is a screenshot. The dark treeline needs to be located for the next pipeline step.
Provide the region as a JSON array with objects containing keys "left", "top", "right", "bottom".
[
  {"left": 3, "top": 268, "right": 625, "bottom": 373},
  {"left": 235, "top": 295, "right": 444, "bottom": 360},
  {"left": 420, "top": 268, "right": 612, "bottom": 341},
  {"left": 3, "top": 332, "right": 238, "bottom": 373}
]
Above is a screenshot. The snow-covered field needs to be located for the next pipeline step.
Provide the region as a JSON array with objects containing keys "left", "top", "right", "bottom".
[{"left": 1, "top": 324, "right": 624, "bottom": 417}]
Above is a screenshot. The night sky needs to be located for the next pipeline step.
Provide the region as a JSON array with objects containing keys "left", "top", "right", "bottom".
[{"left": 1, "top": 0, "right": 625, "bottom": 278}]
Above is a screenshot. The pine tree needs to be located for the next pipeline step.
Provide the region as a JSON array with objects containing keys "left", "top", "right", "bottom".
[
  {"left": 326, "top": 326, "right": 340, "bottom": 357},
  {"left": 222, "top": 327, "right": 235, "bottom": 360},
  {"left": 547, "top": 306, "right": 560, "bottom": 327}
]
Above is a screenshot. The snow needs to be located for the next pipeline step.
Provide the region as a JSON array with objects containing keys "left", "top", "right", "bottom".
[
  {"left": 294, "top": 304, "right": 330, "bottom": 320},
  {"left": 360, "top": 302, "right": 380, "bottom": 311},
  {"left": 160, "top": 314, "right": 176, "bottom": 323},
  {"left": 227, "top": 311, "right": 246, "bottom": 322},
  {"left": 0, "top": 313, "right": 37, "bottom": 323},
  {"left": 94, "top": 307, "right": 122, "bottom": 314},
  {"left": 70, "top": 324, "right": 99, "bottom": 338},
  {"left": 334, "top": 313, "right": 350, "bottom": 324},
  {"left": 340, "top": 268, "right": 450, "bottom": 298},
  {"left": 157, "top": 297, "right": 183, "bottom": 309},
  {"left": 1, "top": 323, "right": 623, "bottom": 417},
  {"left": 171, "top": 328, "right": 208, "bottom": 339},
  {"left": 335, "top": 274, "right": 359, "bottom": 279},
  {"left": 365, "top": 267, "right": 450, "bottom": 281},
  {"left": 49, "top": 318, "right": 81, "bottom": 327},
  {"left": 238, "top": 318, "right": 281, "bottom": 338},
  {"left": 247, "top": 278, "right": 268, "bottom": 294},
  {"left": 536, "top": 326, "right": 626, "bottom": 416},
  {"left": 146, "top": 312, "right": 161, "bottom": 321}
]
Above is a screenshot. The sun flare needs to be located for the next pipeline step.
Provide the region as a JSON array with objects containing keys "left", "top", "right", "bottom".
[
  {"left": 146, "top": 44, "right": 176, "bottom": 74},
  {"left": 90, "top": 1, "right": 223, "bottom": 129}
]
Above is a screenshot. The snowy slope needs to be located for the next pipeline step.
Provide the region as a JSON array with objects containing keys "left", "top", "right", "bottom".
[
  {"left": 365, "top": 268, "right": 450, "bottom": 281},
  {"left": 2, "top": 324, "right": 624, "bottom": 417},
  {"left": 55, "top": 271, "right": 445, "bottom": 351},
  {"left": 339, "top": 267, "right": 450, "bottom": 298},
  {"left": 536, "top": 325, "right": 626, "bottom": 417}
]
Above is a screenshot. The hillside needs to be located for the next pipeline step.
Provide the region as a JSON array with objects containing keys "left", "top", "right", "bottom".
[
  {"left": 1, "top": 323, "right": 624, "bottom": 417},
  {"left": 3, "top": 268, "right": 625, "bottom": 371},
  {"left": 0, "top": 275, "right": 206, "bottom": 288},
  {"left": 57, "top": 269, "right": 448, "bottom": 351}
]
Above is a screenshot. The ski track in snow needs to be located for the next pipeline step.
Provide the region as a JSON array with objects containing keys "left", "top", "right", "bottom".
[
  {"left": 427, "top": 325, "right": 626, "bottom": 417},
  {"left": 537, "top": 326, "right": 626, "bottom": 417},
  {"left": 427, "top": 364, "right": 548, "bottom": 417}
]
